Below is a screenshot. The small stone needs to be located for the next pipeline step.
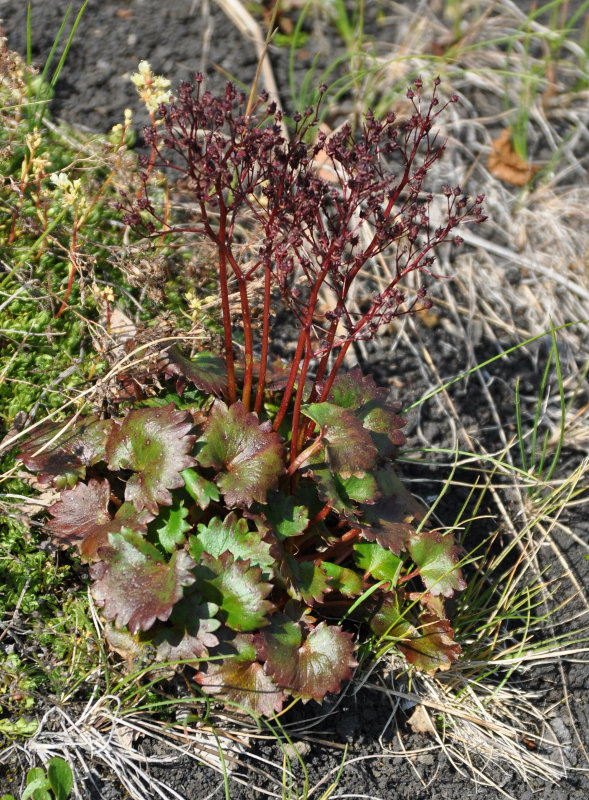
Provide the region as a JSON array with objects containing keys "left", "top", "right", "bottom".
[{"left": 283, "top": 740, "right": 311, "bottom": 760}]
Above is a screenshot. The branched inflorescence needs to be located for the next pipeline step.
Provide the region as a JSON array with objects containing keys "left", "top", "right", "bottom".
[{"left": 121, "top": 77, "right": 485, "bottom": 463}]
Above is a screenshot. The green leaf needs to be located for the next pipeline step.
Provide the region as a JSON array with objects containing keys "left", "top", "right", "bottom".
[
  {"left": 260, "top": 491, "right": 309, "bottom": 538},
  {"left": 370, "top": 595, "right": 461, "bottom": 673},
  {"left": 21, "top": 771, "right": 50, "bottom": 800},
  {"left": 197, "top": 400, "right": 284, "bottom": 506},
  {"left": 181, "top": 467, "right": 219, "bottom": 509},
  {"left": 306, "top": 457, "right": 379, "bottom": 513},
  {"left": 325, "top": 366, "right": 387, "bottom": 409},
  {"left": 0, "top": 718, "right": 38, "bottom": 738},
  {"left": 48, "top": 479, "right": 153, "bottom": 560},
  {"left": 281, "top": 556, "right": 332, "bottom": 604},
  {"left": 301, "top": 402, "right": 377, "bottom": 476},
  {"left": 91, "top": 529, "right": 196, "bottom": 634},
  {"left": 353, "top": 542, "right": 403, "bottom": 585},
  {"left": 25, "top": 769, "right": 45, "bottom": 786},
  {"left": 18, "top": 415, "right": 113, "bottom": 488},
  {"left": 322, "top": 562, "right": 364, "bottom": 597},
  {"left": 370, "top": 592, "right": 415, "bottom": 639},
  {"left": 163, "top": 345, "right": 227, "bottom": 396},
  {"left": 154, "top": 596, "right": 220, "bottom": 662},
  {"left": 407, "top": 529, "right": 466, "bottom": 597},
  {"left": 194, "top": 553, "right": 274, "bottom": 631},
  {"left": 357, "top": 467, "right": 426, "bottom": 553},
  {"left": 154, "top": 496, "right": 191, "bottom": 552},
  {"left": 190, "top": 513, "right": 273, "bottom": 570},
  {"left": 196, "top": 634, "right": 285, "bottom": 716},
  {"left": 258, "top": 615, "right": 357, "bottom": 700},
  {"left": 47, "top": 757, "right": 73, "bottom": 800},
  {"left": 106, "top": 403, "right": 197, "bottom": 514}
]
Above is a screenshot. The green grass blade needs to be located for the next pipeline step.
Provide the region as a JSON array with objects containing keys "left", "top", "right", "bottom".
[
  {"left": 211, "top": 728, "right": 231, "bottom": 800},
  {"left": 49, "top": 1, "right": 89, "bottom": 89},
  {"left": 530, "top": 345, "right": 554, "bottom": 475},
  {"left": 403, "top": 320, "right": 587, "bottom": 413},
  {"left": 35, "top": 0, "right": 89, "bottom": 126},
  {"left": 39, "top": 6, "right": 71, "bottom": 86},
  {"left": 542, "top": 320, "right": 566, "bottom": 483},
  {"left": 288, "top": 0, "right": 312, "bottom": 109},
  {"left": 515, "top": 377, "right": 528, "bottom": 473}
]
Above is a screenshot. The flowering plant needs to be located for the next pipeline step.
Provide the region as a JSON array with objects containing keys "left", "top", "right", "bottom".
[{"left": 19, "top": 77, "right": 485, "bottom": 714}]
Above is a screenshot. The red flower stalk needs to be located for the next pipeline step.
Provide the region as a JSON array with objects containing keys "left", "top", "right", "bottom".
[{"left": 122, "top": 76, "right": 486, "bottom": 463}]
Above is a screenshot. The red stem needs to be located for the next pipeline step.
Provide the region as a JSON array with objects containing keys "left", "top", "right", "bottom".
[
  {"left": 289, "top": 330, "right": 313, "bottom": 464},
  {"left": 56, "top": 219, "right": 78, "bottom": 318},
  {"left": 286, "top": 433, "right": 324, "bottom": 477},
  {"left": 273, "top": 242, "right": 337, "bottom": 432},
  {"left": 216, "top": 212, "right": 237, "bottom": 404},
  {"left": 221, "top": 240, "right": 255, "bottom": 410},
  {"left": 254, "top": 259, "right": 272, "bottom": 414}
]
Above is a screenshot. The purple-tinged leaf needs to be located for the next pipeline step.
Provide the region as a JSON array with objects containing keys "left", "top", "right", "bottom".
[
  {"left": 407, "top": 529, "right": 466, "bottom": 597},
  {"left": 194, "top": 552, "right": 274, "bottom": 631},
  {"left": 321, "top": 562, "right": 364, "bottom": 597},
  {"left": 353, "top": 542, "right": 403, "bottom": 586},
  {"left": 257, "top": 615, "right": 357, "bottom": 700},
  {"left": 48, "top": 478, "right": 111, "bottom": 551},
  {"left": 91, "top": 529, "right": 196, "bottom": 634},
  {"left": 370, "top": 594, "right": 461, "bottom": 673},
  {"left": 196, "top": 634, "right": 285, "bottom": 716},
  {"left": 155, "top": 496, "right": 191, "bottom": 553},
  {"left": 281, "top": 556, "right": 332, "bottom": 604},
  {"left": 181, "top": 467, "right": 219, "bottom": 509},
  {"left": 18, "top": 416, "right": 113, "bottom": 488},
  {"left": 106, "top": 404, "right": 197, "bottom": 514},
  {"left": 163, "top": 346, "right": 227, "bottom": 396},
  {"left": 357, "top": 467, "right": 426, "bottom": 553},
  {"left": 326, "top": 367, "right": 406, "bottom": 455},
  {"left": 190, "top": 512, "right": 274, "bottom": 570},
  {"left": 301, "top": 403, "right": 377, "bottom": 477},
  {"left": 197, "top": 401, "right": 284, "bottom": 506},
  {"left": 48, "top": 479, "right": 153, "bottom": 560},
  {"left": 260, "top": 491, "right": 309, "bottom": 539},
  {"left": 403, "top": 613, "right": 461, "bottom": 673},
  {"left": 325, "top": 367, "right": 389, "bottom": 409},
  {"left": 154, "top": 597, "right": 220, "bottom": 662}
]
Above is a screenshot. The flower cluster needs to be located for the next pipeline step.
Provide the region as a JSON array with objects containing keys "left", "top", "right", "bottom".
[
  {"left": 122, "top": 77, "right": 486, "bottom": 458},
  {"left": 130, "top": 60, "right": 172, "bottom": 114}
]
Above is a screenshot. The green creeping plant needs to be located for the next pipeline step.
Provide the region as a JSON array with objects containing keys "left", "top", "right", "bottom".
[{"left": 17, "top": 353, "right": 466, "bottom": 716}]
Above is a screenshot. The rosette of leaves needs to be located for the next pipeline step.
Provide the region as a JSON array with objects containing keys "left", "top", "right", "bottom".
[{"left": 18, "top": 362, "right": 465, "bottom": 716}]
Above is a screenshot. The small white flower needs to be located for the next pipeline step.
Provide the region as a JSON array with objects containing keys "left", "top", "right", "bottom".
[
  {"left": 130, "top": 60, "right": 171, "bottom": 112},
  {"left": 50, "top": 171, "right": 88, "bottom": 211}
]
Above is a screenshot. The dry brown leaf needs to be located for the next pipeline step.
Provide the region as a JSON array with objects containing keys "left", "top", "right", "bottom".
[
  {"left": 407, "top": 704, "right": 436, "bottom": 736},
  {"left": 14, "top": 469, "right": 61, "bottom": 516},
  {"left": 417, "top": 307, "right": 440, "bottom": 328},
  {"left": 488, "top": 129, "right": 541, "bottom": 187}
]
